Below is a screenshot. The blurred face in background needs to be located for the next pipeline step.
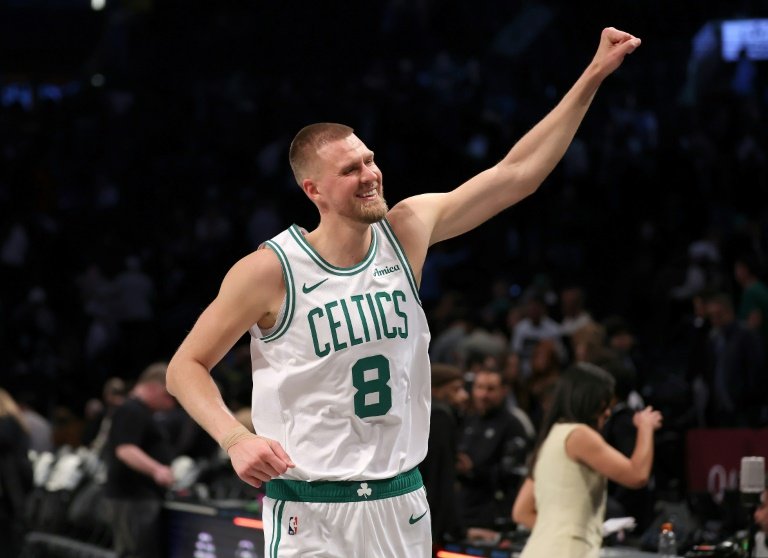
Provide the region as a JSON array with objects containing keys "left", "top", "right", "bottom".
[
  {"left": 734, "top": 262, "right": 750, "bottom": 287},
  {"left": 560, "top": 287, "right": 583, "bottom": 318},
  {"left": 433, "top": 379, "right": 469, "bottom": 411},
  {"left": 608, "top": 331, "right": 635, "bottom": 353},
  {"left": 143, "top": 381, "right": 176, "bottom": 412},
  {"left": 531, "top": 339, "right": 560, "bottom": 375},
  {"left": 506, "top": 305, "right": 524, "bottom": 334},
  {"left": 526, "top": 299, "right": 546, "bottom": 324},
  {"left": 503, "top": 352, "right": 521, "bottom": 385},
  {"left": 706, "top": 299, "right": 733, "bottom": 330},
  {"left": 471, "top": 370, "right": 507, "bottom": 415}
]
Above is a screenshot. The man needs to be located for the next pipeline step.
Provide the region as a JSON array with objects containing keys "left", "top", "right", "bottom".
[
  {"left": 420, "top": 363, "right": 468, "bottom": 545},
  {"left": 735, "top": 253, "right": 768, "bottom": 346},
  {"left": 104, "top": 363, "right": 176, "bottom": 558},
  {"left": 167, "top": 27, "right": 642, "bottom": 557},
  {"left": 559, "top": 285, "right": 594, "bottom": 338},
  {"left": 0, "top": 389, "right": 33, "bottom": 557},
  {"left": 704, "top": 293, "right": 766, "bottom": 427},
  {"left": 598, "top": 356, "right": 654, "bottom": 533},
  {"left": 603, "top": 315, "right": 646, "bottom": 407},
  {"left": 457, "top": 368, "right": 532, "bottom": 530},
  {"left": 420, "top": 364, "right": 500, "bottom": 548},
  {"left": 510, "top": 295, "right": 566, "bottom": 379},
  {"left": 15, "top": 392, "right": 53, "bottom": 453},
  {"left": 82, "top": 377, "right": 127, "bottom": 456}
]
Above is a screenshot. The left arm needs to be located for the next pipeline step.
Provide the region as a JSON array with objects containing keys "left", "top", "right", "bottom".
[
  {"left": 115, "top": 444, "right": 174, "bottom": 487},
  {"left": 388, "top": 28, "right": 641, "bottom": 274},
  {"left": 512, "top": 477, "right": 537, "bottom": 528}
]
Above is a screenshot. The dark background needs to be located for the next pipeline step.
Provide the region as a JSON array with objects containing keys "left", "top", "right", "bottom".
[{"left": 1, "top": 0, "right": 767, "bottom": 459}]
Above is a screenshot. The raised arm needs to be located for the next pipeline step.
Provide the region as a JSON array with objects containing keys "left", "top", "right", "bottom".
[
  {"left": 566, "top": 406, "right": 662, "bottom": 489},
  {"left": 166, "top": 247, "right": 294, "bottom": 487},
  {"left": 388, "top": 28, "right": 641, "bottom": 272}
]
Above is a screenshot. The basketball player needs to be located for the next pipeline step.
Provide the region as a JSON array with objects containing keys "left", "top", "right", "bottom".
[{"left": 167, "top": 27, "right": 642, "bottom": 557}]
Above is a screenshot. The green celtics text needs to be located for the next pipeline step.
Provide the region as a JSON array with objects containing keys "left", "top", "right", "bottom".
[{"left": 307, "top": 290, "right": 409, "bottom": 357}]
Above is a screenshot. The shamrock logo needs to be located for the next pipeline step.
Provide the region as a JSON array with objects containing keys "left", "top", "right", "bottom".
[{"left": 357, "top": 483, "right": 372, "bottom": 498}]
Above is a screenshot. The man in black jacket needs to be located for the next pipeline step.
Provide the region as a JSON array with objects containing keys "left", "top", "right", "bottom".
[
  {"left": 704, "top": 293, "right": 766, "bottom": 427},
  {"left": 457, "top": 367, "right": 533, "bottom": 530},
  {"left": 420, "top": 363, "right": 468, "bottom": 545}
]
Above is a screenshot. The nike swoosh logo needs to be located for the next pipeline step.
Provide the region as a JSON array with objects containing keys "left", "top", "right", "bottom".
[
  {"left": 302, "top": 278, "right": 328, "bottom": 294},
  {"left": 408, "top": 510, "right": 428, "bottom": 525}
]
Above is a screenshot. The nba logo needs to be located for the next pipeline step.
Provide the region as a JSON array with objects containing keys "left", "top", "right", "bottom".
[{"left": 288, "top": 516, "right": 299, "bottom": 536}]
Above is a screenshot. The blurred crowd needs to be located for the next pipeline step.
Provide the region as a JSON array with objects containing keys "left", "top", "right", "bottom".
[{"left": 2, "top": 0, "right": 768, "bottom": 553}]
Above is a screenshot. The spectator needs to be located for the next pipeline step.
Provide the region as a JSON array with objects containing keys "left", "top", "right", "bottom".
[
  {"left": 734, "top": 253, "right": 768, "bottom": 347},
  {"left": 430, "top": 306, "right": 472, "bottom": 366},
  {"left": 603, "top": 316, "right": 645, "bottom": 405},
  {"left": 16, "top": 392, "right": 54, "bottom": 453},
  {"left": 420, "top": 363, "right": 468, "bottom": 545},
  {"left": 104, "top": 362, "right": 176, "bottom": 558},
  {"left": 81, "top": 377, "right": 127, "bottom": 456},
  {"left": 669, "top": 237, "right": 722, "bottom": 301},
  {"left": 510, "top": 295, "right": 566, "bottom": 379},
  {"left": 599, "top": 357, "right": 654, "bottom": 533},
  {"left": 703, "top": 293, "right": 766, "bottom": 427},
  {"left": 512, "top": 364, "right": 662, "bottom": 558},
  {"left": 527, "top": 339, "right": 562, "bottom": 431},
  {"left": 571, "top": 321, "right": 608, "bottom": 364},
  {"left": 559, "top": 285, "right": 594, "bottom": 338},
  {"left": 754, "top": 489, "right": 768, "bottom": 533},
  {"left": 458, "top": 367, "right": 533, "bottom": 530},
  {"left": 0, "top": 388, "right": 33, "bottom": 557},
  {"left": 160, "top": 405, "right": 219, "bottom": 462}
]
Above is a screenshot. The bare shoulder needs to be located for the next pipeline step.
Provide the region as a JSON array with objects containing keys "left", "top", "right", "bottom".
[
  {"left": 232, "top": 245, "right": 283, "bottom": 278},
  {"left": 168, "top": 246, "right": 287, "bottom": 370},
  {"left": 566, "top": 423, "right": 602, "bottom": 441},
  {"left": 387, "top": 193, "right": 441, "bottom": 230},
  {"left": 385, "top": 194, "right": 444, "bottom": 277},
  {"left": 221, "top": 247, "right": 285, "bottom": 305},
  {"left": 564, "top": 424, "right": 605, "bottom": 460}
]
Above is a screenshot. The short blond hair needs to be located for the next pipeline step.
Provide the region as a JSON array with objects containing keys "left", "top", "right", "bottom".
[
  {"left": 137, "top": 361, "right": 168, "bottom": 385},
  {"left": 288, "top": 123, "right": 354, "bottom": 184},
  {"left": 0, "top": 388, "right": 27, "bottom": 432}
]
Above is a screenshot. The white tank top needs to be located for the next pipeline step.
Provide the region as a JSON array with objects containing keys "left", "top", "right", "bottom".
[{"left": 249, "top": 220, "right": 431, "bottom": 482}]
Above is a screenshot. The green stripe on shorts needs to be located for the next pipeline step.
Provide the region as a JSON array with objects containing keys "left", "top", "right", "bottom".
[
  {"left": 266, "top": 468, "right": 423, "bottom": 503},
  {"left": 272, "top": 500, "right": 285, "bottom": 558}
]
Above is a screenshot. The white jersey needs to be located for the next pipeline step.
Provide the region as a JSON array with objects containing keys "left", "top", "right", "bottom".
[{"left": 249, "top": 220, "right": 431, "bottom": 482}]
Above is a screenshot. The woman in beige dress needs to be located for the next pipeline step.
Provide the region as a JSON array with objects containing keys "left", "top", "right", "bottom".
[{"left": 512, "top": 363, "right": 662, "bottom": 558}]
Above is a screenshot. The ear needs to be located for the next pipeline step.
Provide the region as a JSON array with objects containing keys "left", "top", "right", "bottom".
[{"left": 302, "top": 178, "right": 320, "bottom": 200}]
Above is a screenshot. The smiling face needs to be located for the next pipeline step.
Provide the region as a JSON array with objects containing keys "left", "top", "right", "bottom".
[{"left": 306, "top": 134, "right": 388, "bottom": 224}]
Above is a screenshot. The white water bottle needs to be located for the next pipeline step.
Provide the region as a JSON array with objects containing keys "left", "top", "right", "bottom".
[{"left": 658, "top": 522, "right": 677, "bottom": 557}]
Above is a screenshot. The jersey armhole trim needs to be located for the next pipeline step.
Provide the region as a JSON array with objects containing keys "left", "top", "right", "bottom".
[
  {"left": 260, "top": 241, "right": 295, "bottom": 343},
  {"left": 379, "top": 218, "right": 421, "bottom": 305}
]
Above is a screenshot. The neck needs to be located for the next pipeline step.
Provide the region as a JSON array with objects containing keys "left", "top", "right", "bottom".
[{"left": 304, "top": 220, "right": 374, "bottom": 268}]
